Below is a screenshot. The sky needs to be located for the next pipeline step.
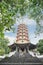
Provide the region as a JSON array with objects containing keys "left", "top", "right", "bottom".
[{"left": 4, "top": 16, "right": 43, "bottom": 45}]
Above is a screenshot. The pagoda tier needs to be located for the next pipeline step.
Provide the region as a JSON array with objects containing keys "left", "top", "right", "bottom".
[
  {"left": 16, "top": 33, "right": 29, "bottom": 37},
  {"left": 17, "top": 28, "right": 28, "bottom": 31},
  {"left": 17, "top": 32, "right": 28, "bottom": 35}
]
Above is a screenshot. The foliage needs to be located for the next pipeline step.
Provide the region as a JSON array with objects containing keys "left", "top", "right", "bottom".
[
  {"left": 0, "top": 0, "right": 43, "bottom": 55},
  {"left": 0, "top": 48, "right": 5, "bottom": 55},
  {"left": 37, "top": 39, "right": 43, "bottom": 54},
  {"left": 27, "top": 0, "right": 43, "bottom": 34},
  {"left": 0, "top": 0, "right": 28, "bottom": 37},
  {"left": 0, "top": 38, "right": 10, "bottom": 55},
  {"left": 0, "top": 0, "right": 43, "bottom": 38},
  {"left": 0, "top": 0, "right": 16, "bottom": 38},
  {"left": 28, "top": 0, "right": 43, "bottom": 21}
]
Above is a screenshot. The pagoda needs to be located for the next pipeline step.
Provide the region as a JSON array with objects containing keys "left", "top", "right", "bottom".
[
  {"left": 15, "top": 24, "right": 30, "bottom": 52},
  {"left": 8, "top": 24, "right": 36, "bottom": 52}
]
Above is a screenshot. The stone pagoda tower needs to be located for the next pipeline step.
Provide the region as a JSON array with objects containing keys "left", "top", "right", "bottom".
[{"left": 15, "top": 24, "right": 30, "bottom": 52}]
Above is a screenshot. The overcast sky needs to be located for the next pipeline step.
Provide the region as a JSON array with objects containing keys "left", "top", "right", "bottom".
[{"left": 5, "top": 16, "right": 43, "bottom": 45}]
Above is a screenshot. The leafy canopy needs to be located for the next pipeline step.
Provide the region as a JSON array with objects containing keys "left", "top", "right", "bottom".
[
  {"left": 37, "top": 39, "right": 43, "bottom": 54},
  {"left": 0, "top": 0, "right": 43, "bottom": 55},
  {"left": 0, "top": 0, "right": 43, "bottom": 38},
  {"left": 0, "top": 38, "right": 10, "bottom": 55}
]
